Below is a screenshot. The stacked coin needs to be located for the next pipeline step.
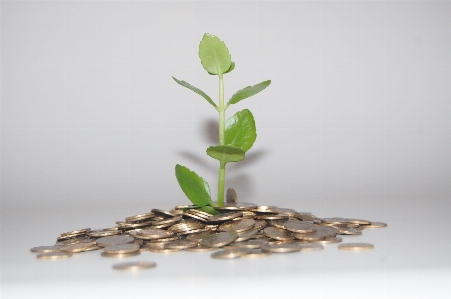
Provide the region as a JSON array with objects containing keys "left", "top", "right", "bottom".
[{"left": 31, "top": 193, "right": 386, "bottom": 261}]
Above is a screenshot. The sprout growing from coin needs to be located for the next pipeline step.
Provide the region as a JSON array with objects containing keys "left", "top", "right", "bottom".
[{"left": 173, "top": 33, "right": 271, "bottom": 212}]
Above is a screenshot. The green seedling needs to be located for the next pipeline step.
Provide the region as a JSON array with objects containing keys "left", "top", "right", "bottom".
[{"left": 173, "top": 33, "right": 271, "bottom": 212}]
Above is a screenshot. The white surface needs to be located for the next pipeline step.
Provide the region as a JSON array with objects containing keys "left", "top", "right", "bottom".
[{"left": 1, "top": 1, "right": 450, "bottom": 298}]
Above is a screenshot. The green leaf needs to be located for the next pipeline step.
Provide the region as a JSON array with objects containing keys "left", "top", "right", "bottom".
[
  {"left": 207, "top": 61, "right": 235, "bottom": 75},
  {"left": 172, "top": 77, "right": 218, "bottom": 109},
  {"left": 227, "top": 80, "right": 271, "bottom": 106},
  {"left": 206, "top": 145, "right": 245, "bottom": 164},
  {"left": 199, "top": 206, "right": 220, "bottom": 215},
  {"left": 199, "top": 34, "right": 231, "bottom": 76},
  {"left": 225, "top": 109, "right": 256, "bottom": 152},
  {"left": 175, "top": 164, "right": 214, "bottom": 207}
]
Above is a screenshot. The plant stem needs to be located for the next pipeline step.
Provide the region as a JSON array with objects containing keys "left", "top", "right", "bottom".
[
  {"left": 218, "top": 75, "right": 225, "bottom": 145},
  {"left": 218, "top": 161, "right": 226, "bottom": 206},
  {"left": 218, "top": 74, "right": 225, "bottom": 206}
]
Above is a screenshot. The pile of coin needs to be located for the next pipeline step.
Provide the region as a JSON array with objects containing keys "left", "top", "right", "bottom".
[{"left": 31, "top": 196, "right": 387, "bottom": 261}]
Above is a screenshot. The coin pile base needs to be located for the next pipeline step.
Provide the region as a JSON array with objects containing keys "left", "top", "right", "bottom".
[{"left": 31, "top": 192, "right": 386, "bottom": 265}]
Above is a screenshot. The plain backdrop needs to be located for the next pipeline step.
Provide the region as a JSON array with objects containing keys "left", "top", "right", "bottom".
[{"left": 1, "top": 1, "right": 450, "bottom": 298}]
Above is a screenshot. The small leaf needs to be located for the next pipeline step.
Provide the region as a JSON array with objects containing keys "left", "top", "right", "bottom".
[
  {"left": 199, "top": 206, "right": 220, "bottom": 215},
  {"left": 227, "top": 80, "right": 271, "bottom": 106},
  {"left": 207, "top": 61, "right": 235, "bottom": 75},
  {"left": 225, "top": 109, "right": 256, "bottom": 152},
  {"left": 199, "top": 34, "right": 231, "bottom": 76},
  {"left": 175, "top": 164, "right": 214, "bottom": 207},
  {"left": 206, "top": 145, "right": 245, "bottom": 164},
  {"left": 172, "top": 77, "right": 218, "bottom": 109}
]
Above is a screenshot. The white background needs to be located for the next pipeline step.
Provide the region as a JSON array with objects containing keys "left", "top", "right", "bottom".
[{"left": 1, "top": 1, "right": 450, "bottom": 298}]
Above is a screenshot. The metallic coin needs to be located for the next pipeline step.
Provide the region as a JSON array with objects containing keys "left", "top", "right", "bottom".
[
  {"left": 211, "top": 248, "right": 252, "bottom": 259},
  {"left": 207, "top": 211, "right": 243, "bottom": 223},
  {"left": 60, "top": 228, "right": 90, "bottom": 237},
  {"left": 230, "top": 239, "right": 268, "bottom": 249},
  {"left": 137, "top": 229, "right": 174, "bottom": 239},
  {"left": 321, "top": 217, "right": 350, "bottom": 225},
  {"left": 184, "top": 245, "right": 217, "bottom": 252},
  {"left": 113, "top": 261, "right": 156, "bottom": 270},
  {"left": 186, "top": 231, "right": 216, "bottom": 243},
  {"left": 59, "top": 243, "right": 99, "bottom": 253},
  {"left": 365, "top": 222, "right": 387, "bottom": 228},
  {"left": 313, "top": 236, "right": 342, "bottom": 244},
  {"left": 284, "top": 220, "right": 316, "bottom": 233},
  {"left": 200, "top": 231, "right": 239, "bottom": 248},
  {"left": 255, "top": 214, "right": 289, "bottom": 220},
  {"left": 298, "top": 244, "right": 324, "bottom": 251},
  {"left": 254, "top": 220, "right": 268, "bottom": 230},
  {"left": 164, "top": 240, "right": 197, "bottom": 250},
  {"left": 96, "top": 235, "right": 134, "bottom": 247},
  {"left": 125, "top": 212, "right": 154, "bottom": 223},
  {"left": 101, "top": 251, "right": 141, "bottom": 258},
  {"left": 270, "top": 219, "right": 287, "bottom": 229},
  {"left": 215, "top": 202, "right": 259, "bottom": 212},
  {"left": 226, "top": 188, "right": 238, "bottom": 204},
  {"left": 104, "top": 243, "right": 140, "bottom": 254},
  {"left": 146, "top": 248, "right": 181, "bottom": 253},
  {"left": 89, "top": 229, "right": 122, "bottom": 237},
  {"left": 151, "top": 209, "right": 175, "bottom": 218},
  {"left": 261, "top": 243, "right": 303, "bottom": 253},
  {"left": 346, "top": 218, "right": 372, "bottom": 225},
  {"left": 37, "top": 252, "right": 72, "bottom": 259},
  {"left": 30, "top": 246, "right": 62, "bottom": 253},
  {"left": 151, "top": 215, "right": 182, "bottom": 226},
  {"left": 262, "top": 227, "right": 293, "bottom": 241},
  {"left": 235, "top": 229, "right": 259, "bottom": 242},
  {"left": 338, "top": 243, "right": 374, "bottom": 250},
  {"left": 250, "top": 206, "right": 278, "bottom": 214},
  {"left": 219, "top": 219, "right": 255, "bottom": 233},
  {"left": 242, "top": 249, "right": 271, "bottom": 258},
  {"left": 177, "top": 228, "right": 209, "bottom": 236},
  {"left": 336, "top": 227, "right": 362, "bottom": 235}
]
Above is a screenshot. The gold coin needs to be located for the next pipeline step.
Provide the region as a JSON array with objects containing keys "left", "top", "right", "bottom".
[
  {"left": 255, "top": 214, "right": 289, "bottom": 220},
  {"left": 112, "top": 261, "right": 156, "bottom": 270},
  {"left": 30, "top": 246, "right": 62, "bottom": 253},
  {"left": 186, "top": 231, "right": 216, "bottom": 243},
  {"left": 250, "top": 206, "right": 278, "bottom": 213},
  {"left": 365, "top": 222, "right": 387, "bottom": 228},
  {"left": 260, "top": 243, "right": 303, "bottom": 253},
  {"left": 104, "top": 243, "right": 140, "bottom": 254},
  {"left": 235, "top": 229, "right": 259, "bottom": 242},
  {"left": 164, "top": 240, "right": 197, "bottom": 250},
  {"left": 346, "top": 218, "right": 372, "bottom": 225},
  {"left": 200, "top": 231, "right": 238, "bottom": 248},
  {"left": 207, "top": 211, "right": 243, "bottom": 223},
  {"left": 262, "top": 227, "right": 293, "bottom": 241},
  {"left": 219, "top": 219, "right": 255, "bottom": 233},
  {"left": 125, "top": 212, "right": 154, "bottom": 223},
  {"left": 215, "top": 202, "right": 258, "bottom": 211},
  {"left": 211, "top": 248, "right": 252, "bottom": 259},
  {"left": 141, "top": 242, "right": 166, "bottom": 250},
  {"left": 242, "top": 249, "right": 271, "bottom": 258},
  {"left": 96, "top": 235, "right": 135, "bottom": 247},
  {"left": 151, "top": 215, "right": 182, "bottom": 226},
  {"left": 101, "top": 251, "right": 141, "bottom": 258},
  {"left": 226, "top": 188, "right": 238, "bottom": 204},
  {"left": 60, "top": 228, "right": 90, "bottom": 237},
  {"left": 184, "top": 245, "right": 217, "bottom": 252},
  {"left": 338, "top": 243, "right": 374, "bottom": 250},
  {"left": 313, "top": 236, "right": 342, "bottom": 244},
  {"left": 321, "top": 217, "right": 350, "bottom": 225},
  {"left": 298, "top": 244, "right": 324, "bottom": 251},
  {"left": 151, "top": 209, "right": 175, "bottom": 218},
  {"left": 89, "top": 229, "right": 122, "bottom": 237},
  {"left": 59, "top": 243, "right": 99, "bottom": 253},
  {"left": 146, "top": 248, "right": 181, "bottom": 253},
  {"left": 137, "top": 229, "right": 174, "bottom": 239},
  {"left": 37, "top": 252, "right": 72, "bottom": 259},
  {"left": 230, "top": 239, "right": 268, "bottom": 249},
  {"left": 284, "top": 220, "right": 316, "bottom": 233},
  {"left": 254, "top": 220, "right": 268, "bottom": 230},
  {"left": 336, "top": 227, "right": 362, "bottom": 235}
]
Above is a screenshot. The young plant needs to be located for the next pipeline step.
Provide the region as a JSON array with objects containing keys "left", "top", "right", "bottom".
[{"left": 173, "top": 33, "right": 271, "bottom": 212}]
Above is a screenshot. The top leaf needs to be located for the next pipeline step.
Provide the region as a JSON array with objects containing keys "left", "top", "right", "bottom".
[
  {"left": 227, "top": 80, "right": 271, "bottom": 106},
  {"left": 199, "top": 34, "right": 231, "bottom": 76}
]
